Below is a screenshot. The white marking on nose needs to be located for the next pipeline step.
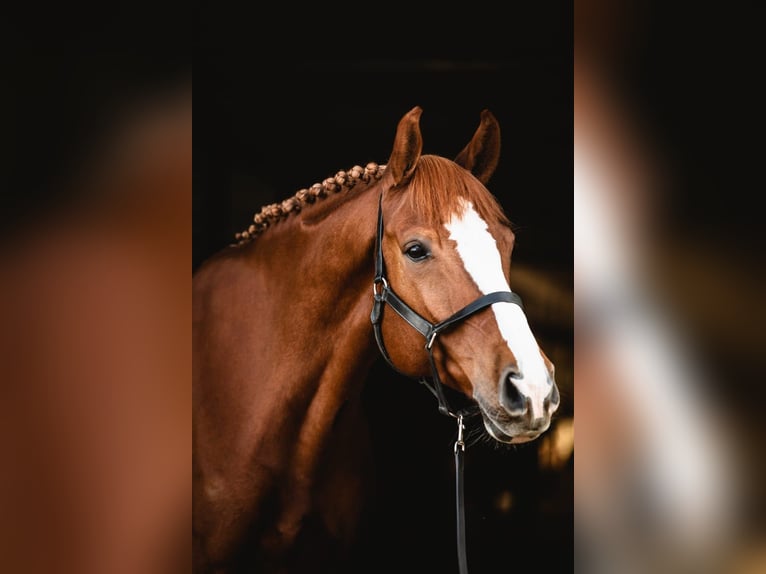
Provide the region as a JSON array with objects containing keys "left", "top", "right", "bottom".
[{"left": 444, "top": 199, "right": 551, "bottom": 418}]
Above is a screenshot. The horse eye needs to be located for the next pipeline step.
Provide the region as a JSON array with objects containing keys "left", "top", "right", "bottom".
[{"left": 405, "top": 243, "right": 429, "bottom": 261}]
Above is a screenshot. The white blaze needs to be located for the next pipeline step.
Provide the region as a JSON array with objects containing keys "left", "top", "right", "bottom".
[{"left": 445, "top": 199, "right": 551, "bottom": 418}]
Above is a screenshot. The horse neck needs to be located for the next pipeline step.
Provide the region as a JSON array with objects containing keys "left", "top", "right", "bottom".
[
  {"left": 247, "top": 179, "right": 383, "bottom": 409},
  {"left": 236, "top": 180, "right": 384, "bottom": 540},
  {"left": 191, "top": 181, "right": 386, "bottom": 561}
]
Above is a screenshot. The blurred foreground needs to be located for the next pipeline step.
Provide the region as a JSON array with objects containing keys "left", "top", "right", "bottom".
[
  {"left": 575, "top": 3, "right": 766, "bottom": 572},
  {"left": 1, "top": 43, "right": 191, "bottom": 573}
]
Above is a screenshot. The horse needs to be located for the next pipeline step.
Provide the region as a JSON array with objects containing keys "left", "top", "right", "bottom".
[{"left": 192, "top": 106, "right": 560, "bottom": 573}]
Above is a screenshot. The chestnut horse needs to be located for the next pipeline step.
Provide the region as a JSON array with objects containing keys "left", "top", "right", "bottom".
[{"left": 192, "top": 107, "right": 559, "bottom": 573}]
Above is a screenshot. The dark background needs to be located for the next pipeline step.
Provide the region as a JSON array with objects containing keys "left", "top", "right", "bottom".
[
  {"left": 194, "top": 5, "right": 574, "bottom": 574},
  {"left": 192, "top": 8, "right": 574, "bottom": 274}
]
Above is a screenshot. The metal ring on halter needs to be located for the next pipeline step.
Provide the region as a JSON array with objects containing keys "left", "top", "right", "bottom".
[
  {"left": 372, "top": 276, "right": 388, "bottom": 297},
  {"left": 426, "top": 330, "right": 438, "bottom": 350}
]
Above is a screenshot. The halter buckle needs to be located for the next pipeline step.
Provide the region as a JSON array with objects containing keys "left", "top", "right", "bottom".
[
  {"left": 372, "top": 276, "right": 388, "bottom": 297},
  {"left": 426, "top": 330, "right": 437, "bottom": 350}
]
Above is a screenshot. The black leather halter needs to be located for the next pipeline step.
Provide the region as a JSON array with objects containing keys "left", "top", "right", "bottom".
[
  {"left": 369, "top": 193, "right": 523, "bottom": 418},
  {"left": 369, "top": 192, "right": 524, "bottom": 574}
]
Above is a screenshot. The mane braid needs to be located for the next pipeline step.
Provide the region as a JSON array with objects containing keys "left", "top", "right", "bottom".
[{"left": 233, "top": 162, "right": 386, "bottom": 245}]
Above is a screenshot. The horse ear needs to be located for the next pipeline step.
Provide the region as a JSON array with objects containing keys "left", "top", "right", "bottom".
[
  {"left": 387, "top": 106, "right": 423, "bottom": 187},
  {"left": 454, "top": 109, "right": 501, "bottom": 184}
]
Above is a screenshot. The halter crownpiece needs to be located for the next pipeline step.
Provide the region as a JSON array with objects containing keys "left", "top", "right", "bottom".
[{"left": 369, "top": 193, "right": 524, "bottom": 418}]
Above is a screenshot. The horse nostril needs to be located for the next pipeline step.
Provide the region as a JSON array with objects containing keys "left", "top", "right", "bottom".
[{"left": 500, "top": 370, "right": 527, "bottom": 415}]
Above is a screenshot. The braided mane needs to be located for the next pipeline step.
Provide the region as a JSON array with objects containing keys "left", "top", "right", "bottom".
[{"left": 234, "top": 162, "right": 386, "bottom": 245}]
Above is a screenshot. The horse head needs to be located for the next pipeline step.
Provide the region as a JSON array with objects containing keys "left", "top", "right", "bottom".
[{"left": 376, "top": 106, "right": 559, "bottom": 443}]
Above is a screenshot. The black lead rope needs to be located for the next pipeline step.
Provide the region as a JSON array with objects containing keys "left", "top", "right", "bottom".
[
  {"left": 369, "top": 193, "right": 523, "bottom": 574},
  {"left": 454, "top": 414, "right": 468, "bottom": 574}
]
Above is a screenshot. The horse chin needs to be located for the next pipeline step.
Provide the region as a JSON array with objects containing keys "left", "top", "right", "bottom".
[{"left": 479, "top": 407, "right": 544, "bottom": 445}]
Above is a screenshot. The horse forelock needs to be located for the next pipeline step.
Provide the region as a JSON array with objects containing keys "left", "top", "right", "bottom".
[
  {"left": 233, "top": 162, "right": 386, "bottom": 245},
  {"left": 404, "top": 155, "right": 510, "bottom": 229}
]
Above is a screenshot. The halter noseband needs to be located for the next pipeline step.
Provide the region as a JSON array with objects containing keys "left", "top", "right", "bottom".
[{"left": 369, "top": 193, "right": 524, "bottom": 418}]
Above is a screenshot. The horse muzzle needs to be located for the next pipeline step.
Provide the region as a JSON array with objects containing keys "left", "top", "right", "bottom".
[{"left": 477, "top": 371, "right": 559, "bottom": 444}]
